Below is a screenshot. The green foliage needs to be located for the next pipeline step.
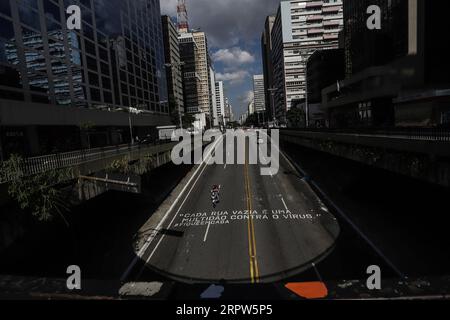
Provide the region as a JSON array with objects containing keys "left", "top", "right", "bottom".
[
  {"left": 108, "top": 157, "right": 132, "bottom": 174},
  {"left": 1, "top": 154, "right": 71, "bottom": 224},
  {"left": 244, "top": 113, "right": 259, "bottom": 127},
  {"left": 107, "top": 154, "right": 158, "bottom": 176},
  {"left": 227, "top": 121, "right": 239, "bottom": 129},
  {"left": 79, "top": 121, "right": 96, "bottom": 131}
]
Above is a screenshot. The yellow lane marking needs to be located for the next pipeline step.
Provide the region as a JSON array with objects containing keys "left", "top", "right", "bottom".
[{"left": 244, "top": 140, "right": 259, "bottom": 283}]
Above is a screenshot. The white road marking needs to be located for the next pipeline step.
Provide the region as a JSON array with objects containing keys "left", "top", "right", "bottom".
[
  {"left": 143, "top": 136, "right": 223, "bottom": 266},
  {"left": 121, "top": 135, "right": 223, "bottom": 281},
  {"left": 280, "top": 197, "right": 289, "bottom": 211},
  {"left": 203, "top": 223, "right": 211, "bottom": 242}
]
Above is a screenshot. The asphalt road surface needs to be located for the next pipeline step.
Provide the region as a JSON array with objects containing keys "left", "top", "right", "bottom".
[{"left": 133, "top": 131, "right": 340, "bottom": 284}]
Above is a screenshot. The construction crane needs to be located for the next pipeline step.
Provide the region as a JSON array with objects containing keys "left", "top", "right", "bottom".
[{"left": 177, "top": 0, "right": 189, "bottom": 33}]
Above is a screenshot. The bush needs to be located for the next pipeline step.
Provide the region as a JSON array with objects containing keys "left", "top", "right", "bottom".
[{"left": 1, "top": 155, "right": 72, "bottom": 224}]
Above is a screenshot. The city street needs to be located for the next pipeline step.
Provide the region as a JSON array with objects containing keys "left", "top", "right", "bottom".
[{"left": 131, "top": 132, "right": 340, "bottom": 283}]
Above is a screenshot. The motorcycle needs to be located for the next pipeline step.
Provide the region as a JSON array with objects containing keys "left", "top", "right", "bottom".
[{"left": 211, "top": 185, "right": 221, "bottom": 208}]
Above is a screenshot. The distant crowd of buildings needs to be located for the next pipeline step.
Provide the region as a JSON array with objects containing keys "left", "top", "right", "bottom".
[
  {"left": 258, "top": 0, "right": 450, "bottom": 129},
  {"left": 0, "top": 0, "right": 233, "bottom": 159},
  {"left": 1, "top": 0, "right": 449, "bottom": 159},
  {"left": 162, "top": 15, "right": 234, "bottom": 130}
]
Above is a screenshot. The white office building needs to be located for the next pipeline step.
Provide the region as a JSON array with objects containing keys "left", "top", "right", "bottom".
[
  {"left": 253, "top": 75, "right": 266, "bottom": 112},
  {"left": 209, "top": 67, "right": 219, "bottom": 126},
  {"left": 271, "top": 0, "right": 343, "bottom": 121},
  {"left": 215, "top": 81, "right": 226, "bottom": 126}
]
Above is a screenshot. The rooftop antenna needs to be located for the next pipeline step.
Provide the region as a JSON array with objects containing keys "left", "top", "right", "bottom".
[{"left": 177, "top": 0, "right": 189, "bottom": 33}]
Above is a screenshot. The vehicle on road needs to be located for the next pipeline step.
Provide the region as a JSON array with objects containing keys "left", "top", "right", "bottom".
[{"left": 211, "top": 185, "right": 221, "bottom": 208}]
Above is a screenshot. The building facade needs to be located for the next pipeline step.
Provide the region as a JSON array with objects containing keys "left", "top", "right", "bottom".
[
  {"left": 253, "top": 74, "right": 266, "bottom": 113},
  {"left": 224, "top": 97, "right": 234, "bottom": 124},
  {"left": 307, "top": 48, "right": 345, "bottom": 104},
  {"left": 248, "top": 100, "right": 255, "bottom": 116},
  {"left": 192, "top": 31, "right": 211, "bottom": 116},
  {"left": 323, "top": 0, "right": 450, "bottom": 128},
  {"left": 271, "top": 0, "right": 343, "bottom": 122},
  {"left": 261, "top": 15, "right": 275, "bottom": 119},
  {"left": 178, "top": 32, "right": 201, "bottom": 114},
  {"left": 215, "top": 81, "right": 226, "bottom": 126},
  {"left": 162, "top": 15, "right": 184, "bottom": 118},
  {"left": 0, "top": 0, "right": 169, "bottom": 157},
  {"left": 209, "top": 66, "right": 218, "bottom": 127}
]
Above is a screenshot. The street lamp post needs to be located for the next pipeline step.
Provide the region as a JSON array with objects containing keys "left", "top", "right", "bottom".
[
  {"left": 128, "top": 108, "right": 134, "bottom": 145},
  {"left": 128, "top": 106, "right": 144, "bottom": 145},
  {"left": 268, "top": 88, "right": 278, "bottom": 126}
]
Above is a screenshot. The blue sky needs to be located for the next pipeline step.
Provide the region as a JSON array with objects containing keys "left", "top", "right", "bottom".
[{"left": 160, "top": 0, "right": 280, "bottom": 119}]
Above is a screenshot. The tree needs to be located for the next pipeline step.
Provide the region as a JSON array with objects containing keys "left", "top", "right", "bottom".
[
  {"left": 1, "top": 155, "right": 72, "bottom": 224},
  {"left": 244, "top": 113, "right": 259, "bottom": 127}
]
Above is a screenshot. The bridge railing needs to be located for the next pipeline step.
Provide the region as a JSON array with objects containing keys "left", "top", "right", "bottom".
[
  {"left": 0, "top": 141, "right": 173, "bottom": 184},
  {"left": 281, "top": 127, "right": 450, "bottom": 141}
]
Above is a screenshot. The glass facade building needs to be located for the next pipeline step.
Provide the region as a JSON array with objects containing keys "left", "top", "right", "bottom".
[{"left": 0, "top": 0, "right": 169, "bottom": 156}]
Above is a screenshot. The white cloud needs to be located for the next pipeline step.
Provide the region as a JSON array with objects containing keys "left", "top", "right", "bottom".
[
  {"left": 160, "top": 0, "right": 177, "bottom": 16},
  {"left": 160, "top": 0, "right": 280, "bottom": 48},
  {"left": 212, "top": 47, "right": 255, "bottom": 66},
  {"left": 239, "top": 90, "right": 254, "bottom": 105},
  {"left": 216, "top": 70, "right": 250, "bottom": 85}
]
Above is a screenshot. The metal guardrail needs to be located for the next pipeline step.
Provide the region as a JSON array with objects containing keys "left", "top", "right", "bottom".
[
  {"left": 0, "top": 141, "right": 174, "bottom": 184},
  {"left": 281, "top": 127, "right": 450, "bottom": 142},
  {"left": 0, "top": 133, "right": 207, "bottom": 184}
]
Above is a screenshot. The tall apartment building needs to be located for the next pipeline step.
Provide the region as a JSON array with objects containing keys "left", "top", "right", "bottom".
[
  {"left": 178, "top": 31, "right": 212, "bottom": 119},
  {"left": 224, "top": 98, "right": 234, "bottom": 123},
  {"left": 192, "top": 32, "right": 212, "bottom": 116},
  {"left": 215, "top": 81, "right": 226, "bottom": 126},
  {"left": 261, "top": 16, "right": 275, "bottom": 118},
  {"left": 253, "top": 75, "right": 266, "bottom": 113},
  {"left": 178, "top": 32, "right": 201, "bottom": 114},
  {"left": 209, "top": 66, "right": 218, "bottom": 126},
  {"left": 248, "top": 100, "right": 255, "bottom": 116},
  {"left": 0, "top": 0, "right": 169, "bottom": 158},
  {"left": 271, "top": 0, "right": 343, "bottom": 122},
  {"left": 162, "top": 15, "right": 184, "bottom": 117}
]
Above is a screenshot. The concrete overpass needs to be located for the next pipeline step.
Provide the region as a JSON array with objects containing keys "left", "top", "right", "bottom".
[
  {"left": 280, "top": 128, "right": 450, "bottom": 187},
  {"left": 0, "top": 135, "right": 208, "bottom": 204}
]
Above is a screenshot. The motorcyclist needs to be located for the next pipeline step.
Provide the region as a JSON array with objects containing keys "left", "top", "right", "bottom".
[{"left": 211, "top": 185, "right": 220, "bottom": 205}]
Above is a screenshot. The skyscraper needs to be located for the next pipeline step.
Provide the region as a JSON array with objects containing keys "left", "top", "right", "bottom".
[
  {"left": 261, "top": 15, "right": 275, "bottom": 119},
  {"left": 253, "top": 75, "right": 266, "bottom": 113},
  {"left": 215, "top": 81, "right": 226, "bottom": 126},
  {"left": 209, "top": 66, "right": 218, "bottom": 126},
  {"left": 192, "top": 31, "right": 212, "bottom": 116},
  {"left": 178, "top": 32, "right": 201, "bottom": 114},
  {"left": 271, "top": 0, "right": 343, "bottom": 122},
  {"left": 322, "top": 0, "right": 450, "bottom": 128},
  {"left": 162, "top": 15, "right": 185, "bottom": 118},
  {"left": 0, "top": 0, "right": 169, "bottom": 157}
]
